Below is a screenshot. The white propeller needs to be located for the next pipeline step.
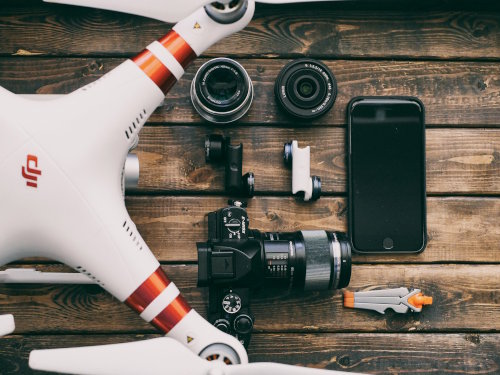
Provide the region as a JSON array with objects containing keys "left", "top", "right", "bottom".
[
  {"left": 0, "top": 314, "right": 15, "bottom": 337},
  {"left": 29, "top": 337, "right": 366, "bottom": 375},
  {"left": 43, "top": 0, "right": 214, "bottom": 23},
  {"left": 43, "top": 0, "right": 347, "bottom": 24},
  {"left": 256, "top": 0, "right": 344, "bottom": 3}
]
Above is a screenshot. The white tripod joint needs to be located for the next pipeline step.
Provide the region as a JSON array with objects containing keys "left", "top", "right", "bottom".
[
  {"left": 344, "top": 287, "right": 433, "bottom": 314},
  {"left": 284, "top": 140, "right": 321, "bottom": 201}
]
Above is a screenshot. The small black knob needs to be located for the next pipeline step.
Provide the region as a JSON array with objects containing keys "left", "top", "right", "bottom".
[
  {"left": 234, "top": 315, "right": 253, "bottom": 334},
  {"left": 283, "top": 142, "right": 293, "bottom": 167},
  {"left": 311, "top": 176, "right": 321, "bottom": 201},
  {"left": 214, "top": 319, "right": 231, "bottom": 333}
]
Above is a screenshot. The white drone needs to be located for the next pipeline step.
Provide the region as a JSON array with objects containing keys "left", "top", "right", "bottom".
[{"left": 0, "top": 0, "right": 364, "bottom": 374}]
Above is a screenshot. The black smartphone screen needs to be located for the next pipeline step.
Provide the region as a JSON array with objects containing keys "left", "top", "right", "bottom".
[{"left": 348, "top": 98, "right": 426, "bottom": 253}]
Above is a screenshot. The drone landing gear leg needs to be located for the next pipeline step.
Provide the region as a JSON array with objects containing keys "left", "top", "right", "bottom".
[{"left": 124, "top": 266, "right": 245, "bottom": 365}]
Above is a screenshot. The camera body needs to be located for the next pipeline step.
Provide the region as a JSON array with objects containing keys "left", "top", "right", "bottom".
[
  {"left": 197, "top": 202, "right": 262, "bottom": 347},
  {"left": 197, "top": 202, "right": 352, "bottom": 347}
]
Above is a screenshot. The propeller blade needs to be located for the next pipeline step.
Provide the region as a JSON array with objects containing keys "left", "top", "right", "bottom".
[
  {"left": 29, "top": 337, "right": 211, "bottom": 375},
  {"left": 43, "top": 0, "right": 214, "bottom": 23},
  {"left": 0, "top": 314, "right": 15, "bottom": 337},
  {"left": 226, "top": 363, "right": 367, "bottom": 375},
  {"left": 29, "top": 336, "right": 367, "bottom": 375},
  {"left": 43, "top": 0, "right": 350, "bottom": 25},
  {"left": 256, "top": 0, "right": 342, "bottom": 3}
]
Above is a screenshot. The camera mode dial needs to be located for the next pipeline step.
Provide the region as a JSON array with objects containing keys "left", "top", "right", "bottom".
[
  {"left": 222, "top": 292, "right": 242, "bottom": 314},
  {"left": 221, "top": 207, "right": 248, "bottom": 240}
]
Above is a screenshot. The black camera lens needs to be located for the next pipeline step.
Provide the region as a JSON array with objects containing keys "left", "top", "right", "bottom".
[
  {"left": 262, "top": 230, "right": 351, "bottom": 291},
  {"left": 197, "top": 206, "right": 351, "bottom": 292},
  {"left": 191, "top": 58, "right": 253, "bottom": 124},
  {"left": 275, "top": 59, "right": 337, "bottom": 120}
]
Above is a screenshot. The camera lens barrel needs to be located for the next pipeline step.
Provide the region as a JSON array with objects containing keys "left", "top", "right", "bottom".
[
  {"left": 262, "top": 230, "right": 351, "bottom": 291},
  {"left": 275, "top": 59, "right": 337, "bottom": 120},
  {"left": 191, "top": 58, "right": 253, "bottom": 124}
]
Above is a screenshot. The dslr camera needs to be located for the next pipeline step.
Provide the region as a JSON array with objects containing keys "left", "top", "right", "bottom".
[{"left": 197, "top": 201, "right": 352, "bottom": 347}]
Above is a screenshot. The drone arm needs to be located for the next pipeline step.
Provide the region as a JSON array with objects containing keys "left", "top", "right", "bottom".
[
  {"left": 127, "top": 3, "right": 255, "bottom": 99},
  {"left": 172, "top": 4, "right": 255, "bottom": 57},
  {"left": 72, "top": 2, "right": 255, "bottom": 145},
  {"left": 122, "top": 266, "right": 247, "bottom": 364}
]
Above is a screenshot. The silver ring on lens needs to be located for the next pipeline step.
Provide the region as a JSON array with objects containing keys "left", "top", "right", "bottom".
[
  {"left": 329, "top": 232, "right": 342, "bottom": 290},
  {"left": 301, "top": 230, "right": 332, "bottom": 291},
  {"left": 191, "top": 58, "right": 253, "bottom": 124}
]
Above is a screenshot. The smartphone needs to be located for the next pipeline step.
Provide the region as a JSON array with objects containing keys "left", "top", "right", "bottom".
[{"left": 348, "top": 97, "right": 426, "bottom": 254}]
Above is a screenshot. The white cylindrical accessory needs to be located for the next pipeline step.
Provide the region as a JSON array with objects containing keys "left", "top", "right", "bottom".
[{"left": 0, "top": 314, "right": 15, "bottom": 337}]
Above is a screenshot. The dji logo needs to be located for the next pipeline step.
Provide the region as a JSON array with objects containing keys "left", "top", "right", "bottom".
[{"left": 21, "top": 154, "right": 42, "bottom": 188}]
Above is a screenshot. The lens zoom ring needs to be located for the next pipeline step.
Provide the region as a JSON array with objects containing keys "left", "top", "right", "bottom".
[{"left": 301, "top": 230, "right": 331, "bottom": 291}]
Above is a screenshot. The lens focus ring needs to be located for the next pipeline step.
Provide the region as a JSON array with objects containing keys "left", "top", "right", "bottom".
[{"left": 301, "top": 230, "right": 332, "bottom": 291}]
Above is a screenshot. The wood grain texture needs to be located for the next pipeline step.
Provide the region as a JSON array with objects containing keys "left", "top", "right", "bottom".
[
  {"left": 0, "top": 58, "right": 499, "bottom": 126},
  {"left": 1, "top": 2, "right": 500, "bottom": 373},
  {"left": 1, "top": 333, "right": 499, "bottom": 375},
  {"left": 122, "top": 196, "right": 500, "bottom": 263},
  {"left": 1, "top": 3, "right": 500, "bottom": 59},
  {"left": 1, "top": 264, "right": 499, "bottom": 334},
  {"left": 128, "top": 127, "right": 500, "bottom": 194}
]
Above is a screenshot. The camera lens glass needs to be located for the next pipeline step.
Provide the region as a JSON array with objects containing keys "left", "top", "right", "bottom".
[
  {"left": 275, "top": 59, "right": 337, "bottom": 120},
  {"left": 191, "top": 58, "right": 253, "bottom": 124},
  {"left": 297, "top": 78, "right": 315, "bottom": 97},
  {"left": 205, "top": 68, "right": 238, "bottom": 102},
  {"left": 261, "top": 230, "right": 351, "bottom": 291}
]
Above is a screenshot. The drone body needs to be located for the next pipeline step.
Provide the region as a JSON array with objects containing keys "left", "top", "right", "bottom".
[{"left": 0, "top": 1, "right": 254, "bottom": 365}]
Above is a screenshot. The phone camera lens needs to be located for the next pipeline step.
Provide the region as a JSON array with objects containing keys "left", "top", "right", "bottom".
[
  {"left": 191, "top": 58, "right": 253, "bottom": 124},
  {"left": 275, "top": 59, "right": 337, "bottom": 120}
]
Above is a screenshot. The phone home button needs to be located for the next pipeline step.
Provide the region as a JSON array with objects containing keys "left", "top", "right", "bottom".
[{"left": 383, "top": 237, "right": 394, "bottom": 250}]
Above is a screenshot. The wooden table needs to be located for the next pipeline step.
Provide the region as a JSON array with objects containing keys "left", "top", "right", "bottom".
[{"left": 0, "top": 1, "right": 499, "bottom": 373}]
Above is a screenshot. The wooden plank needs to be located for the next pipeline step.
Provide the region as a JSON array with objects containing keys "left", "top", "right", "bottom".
[
  {"left": 129, "top": 127, "right": 500, "bottom": 194},
  {"left": 1, "top": 3, "right": 500, "bottom": 59},
  {"left": 1, "top": 333, "right": 499, "bottom": 375},
  {"left": 1, "top": 58, "right": 499, "bottom": 126},
  {"left": 1, "top": 197, "right": 498, "bottom": 264},
  {"left": 124, "top": 196, "right": 500, "bottom": 263},
  {"left": 1, "top": 264, "right": 499, "bottom": 334}
]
